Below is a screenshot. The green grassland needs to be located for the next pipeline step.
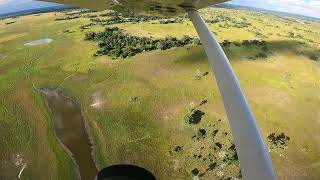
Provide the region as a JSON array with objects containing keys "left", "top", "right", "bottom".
[{"left": 0, "top": 7, "right": 320, "bottom": 180}]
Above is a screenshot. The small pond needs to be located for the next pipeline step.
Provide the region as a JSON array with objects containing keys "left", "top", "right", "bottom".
[{"left": 40, "top": 88, "right": 97, "bottom": 180}]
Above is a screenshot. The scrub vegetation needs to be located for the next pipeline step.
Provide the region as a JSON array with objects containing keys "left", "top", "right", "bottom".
[
  {"left": 84, "top": 27, "right": 200, "bottom": 58},
  {"left": 0, "top": 6, "right": 320, "bottom": 180}
]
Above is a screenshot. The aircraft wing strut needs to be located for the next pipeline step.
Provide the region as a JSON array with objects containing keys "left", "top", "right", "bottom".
[{"left": 187, "top": 7, "right": 276, "bottom": 180}]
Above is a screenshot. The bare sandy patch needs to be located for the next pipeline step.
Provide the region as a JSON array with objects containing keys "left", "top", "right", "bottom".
[
  {"left": 90, "top": 90, "right": 106, "bottom": 111},
  {"left": 24, "top": 38, "right": 53, "bottom": 46}
]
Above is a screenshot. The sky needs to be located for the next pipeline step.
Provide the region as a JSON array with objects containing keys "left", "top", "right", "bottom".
[{"left": 0, "top": 0, "right": 319, "bottom": 18}]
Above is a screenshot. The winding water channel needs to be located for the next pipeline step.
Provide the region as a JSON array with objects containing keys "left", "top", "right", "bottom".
[{"left": 40, "top": 88, "right": 97, "bottom": 180}]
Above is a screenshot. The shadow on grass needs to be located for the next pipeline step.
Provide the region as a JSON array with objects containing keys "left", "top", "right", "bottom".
[{"left": 175, "top": 40, "right": 319, "bottom": 64}]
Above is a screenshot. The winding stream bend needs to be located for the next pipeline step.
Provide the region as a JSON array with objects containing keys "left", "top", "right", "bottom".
[{"left": 40, "top": 89, "right": 97, "bottom": 180}]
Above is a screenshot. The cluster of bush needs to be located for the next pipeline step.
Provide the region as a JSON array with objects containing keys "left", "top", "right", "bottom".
[
  {"left": 83, "top": 14, "right": 98, "bottom": 18},
  {"left": 206, "top": 19, "right": 219, "bottom": 24},
  {"left": 64, "top": 9, "right": 95, "bottom": 16},
  {"left": 242, "top": 40, "right": 269, "bottom": 59},
  {"left": 5, "top": 21, "right": 15, "bottom": 25},
  {"left": 55, "top": 9, "right": 97, "bottom": 21},
  {"left": 89, "top": 17, "right": 109, "bottom": 23},
  {"left": 188, "top": 126, "right": 241, "bottom": 178},
  {"left": 220, "top": 39, "right": 268, "bottom": 47},
  {"left": 62, "top": 29, "right": 75, "bottom": 33},
  {"left": 242, "top": 39, "right": 267, "bottom": 46},
  {"left": 55, "top": 15, "right": 80, "bottom": 21},
  {"left": 184, "top": 109, "right": 205, "bottom": 125},
  {"left": 310, "top": 55, "right": 318, "bottom": 61},
  {"left": 210, "top": 14, "right": 251, "bottom": 29},
  {"left": 232, "top": 21, "right": 252, "bottom": 28},
  {"left": 267, "top": 133, "right": 290, "bottom": 150},
  {"left": 90, "top": 13, "right": 163, "bottom": 25},
  {"left": 189, "top": 127, "right": 240, "bottom": 178},
  {"left": 79, "top": 23, "right": 96, "bottom": 30},
  {"left": 99, "top": 11, "right": 119, "bottom": 17},
  {"left": 223, "top": 39, "right": 268, "bottom": 49},
  {"left": 216, "top": 14, "right": 233, "bottom": 22},
  {"left": 125, "top": 14, "right": 162, "bottom": 22},
  {"left": 220, "top": 39, "right": 270, "bottom": 60},
  {"left": 288, "top": 32, "right": 304, "bottom": 39},
  {"left": 249, "top": 52, "right": 268, "bottom": 60},
  {"left": 176, "top": 99, "right": 242, "bottom": 178},
  {"left": 218, "top": 21, "right": 252, "bottom": 29},
  {"left": 221, "top": 40, "right": 232, "bottom": 48},
  {"left": 197, "top": 129, "right": 206, "bottom": 139},
  {"left": 159, "top": 17, "right": 184, "bottom": 24},
  {"left": 65, "top": 8, "right": 96, "bottom": 16},
  {"left": 252, "top": 30, "right": 268, "bottom": 39},
  {"left": 84, "top": 27, "right": 200, "bottom": 58},
  {"left": 91, "top": 11, "right": 187, "bottom": 25}
]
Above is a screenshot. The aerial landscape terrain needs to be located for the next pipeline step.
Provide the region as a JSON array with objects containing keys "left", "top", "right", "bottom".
[{"left": 0, "top": 5, "right": 319, "bottom": 180}]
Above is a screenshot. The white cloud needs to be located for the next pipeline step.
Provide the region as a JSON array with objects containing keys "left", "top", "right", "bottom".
[
  {"left": 0, "top": 0, "right": 10, "bottom": 5},
  {"left": 229, "top": 0, "right": 320, "bottom": 18},
  {"left": 0, "top": 0, "right": 32, "bottom": 6}
]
